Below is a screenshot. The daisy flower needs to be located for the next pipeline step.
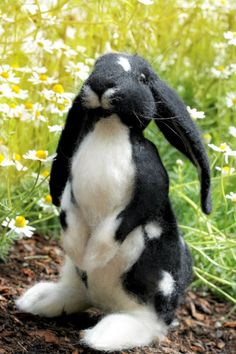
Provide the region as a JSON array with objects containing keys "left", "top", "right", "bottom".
[
  {"left": 211, "top": 65, "right": 231, "bottom": 79},
  {"left": 229, "top": 64, "right": 236, "bottom": 74},
  {"left": 12, "top": 153, "right": 28, "bottom": 171},
  {"left": 226, "top": 92, "right": 236, "bottom": 108},
  {"left": 0, "top": 84, "right": 29, "bottom": 100},
  {"left": 176, "top": 159, "right": 184, "bottom": 166},
  {"left": 12, "top": 85, "right": 28, "bottom": 99},
  {"left": 0, "top": 103, "right": 10, "bottom": 115},
  {"left": 20, "top": 102, "right": 47, "bottom": 123},
  {"left": 0, "top": 153, "right": 15, "bottom": 167},
  {"left": 229, "top": 126, "right": 236, "bottom": 137},
  {"left": 0, "top": 11, "right": 14, "bottom": 23},
  {"left": 40, "top": 85, "right": 74, "bottom": 104},
  {"left": 22, "top": 33, "right": 54, "bottom": 54},
  {"left": 208, "top": 142, "right": 231, "bottom": 153},
  {"left": 47, "top": 103, "right": 70, "bottom": 116},
  {"left": 208, "top": 142, "right": 236, "bottom": 163},
  {"left": 21, "top": 1, "right": 38, "bottom": 15},
  {"left": 38, "top": 194, "right": 59, "bottom": 214},
  {"left": 2, "top": 216, "right": 35, "bottom": 238},
  {"left": 31, "top": 66, "right": 47, "bottom": 74},
  {"left": 65, "top": 61, "right": 90, "bottom": 81},
  {"left": 224, "top": 31, "right": 236, "bottom": 46},
  {"left": 66, "top": 26, "right": 76, "bottom": 39},
  {"left": 215, "top": 166, "right": 235, "bottom": 175},
  {"left": 41, "top": 13, "right": 58, "bottom": 26},
  {"left": 187, "top": 106, "right": 205, "bottom": 120},
  {"left": 28, "top": 72, "right": 56, "bottom": 85},
  {"left": 48, "top": 124, "right": 63, "bottom": 133},
  {"left": 23, "top": 150, "right": 56, "bottom": 162},
  {"left": 6, "top": 103, "right": 25, "bottom": 119},
  {"left": 0, "top": 83, "right": 15, "bottom": 98},
  {"left": 31, "top": 169, "right": 50, "bottom": 181},
  {"left": 0, "top": 65, "right": 20, "bottom": 84},
  {"left": 226, "top": 192, "right": 236, "bottom": 203}
]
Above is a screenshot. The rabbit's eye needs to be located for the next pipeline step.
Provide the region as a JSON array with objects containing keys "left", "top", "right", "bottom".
[{"left": 139, "top": 73, "right": 147, "bottom": 83}]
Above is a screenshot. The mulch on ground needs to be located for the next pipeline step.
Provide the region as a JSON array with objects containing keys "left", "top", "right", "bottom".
[{"left": 0, "top": 235, "right": 235, "bottom": 354}]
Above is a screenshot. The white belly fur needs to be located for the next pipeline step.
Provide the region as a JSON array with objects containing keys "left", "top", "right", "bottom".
[
  {"left": 71, "top": 114, "right": 135, "bottom": 228},
  {"left": 69, "top": 114, "right": 143, "bottom": 311}
]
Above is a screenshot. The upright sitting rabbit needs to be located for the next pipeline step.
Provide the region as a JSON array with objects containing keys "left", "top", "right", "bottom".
[{"left": 17, "top": 53, "right": 212, "bottom": 351}]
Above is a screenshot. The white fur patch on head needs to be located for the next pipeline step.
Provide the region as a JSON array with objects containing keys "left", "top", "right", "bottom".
[
  {"left": 144, "top": 222, "right": 162, "bottom": 239},
  {"left": 117, "top": 56, "right": 131, "bottom": 72},
  {"left": 82, "top": 85, "right": 100, "bottom": 109},
  {"left": 158, "top": 271, "right": 175, "bottom": 297},
  {"left": 101, "top": 88, "right": 117, "bottom": 109}
]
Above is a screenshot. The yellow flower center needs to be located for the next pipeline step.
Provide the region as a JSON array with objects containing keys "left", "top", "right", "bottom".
[
  {"left": 12, "top": 85, "right": 21, "bottom": 93},
  {"left": 13, "top": 153, "right": 21, "bottom": 161},
  {"left": 44, "top": 194, "right": 52, "bottom": 204},
  {"left": 10, "top": 103, "right": 17, "bottom": 108},
  {"left": 24, "top": 102, "right": 33, "bottom": 109},
  {"left": 1, "top": 71, "right": 9, "bottom": 79},
  {"left": 0, "top": 153, "right": 5, "bottom": 163},
  {"left": 41, "top": 170, "right": 50, "bottom": 177},
  {"left": 58, "top": 104, "right": 65, "bottom": 111},
  {"left": 39, "top": 74, "right": 48, "bottom": 81},
  {"left": 220, "top": 143, "right": 227, "bottom": 151},
  {"left": 15, "top": 216, "right": 26, "bottom": 228},
  {"left": 203, "top": 133, "right": 212, "bottom": 143},
  {"left": 35, "top": 150, "right": 47, "bottom": 160},
  {"left": 217, "top": 65, "right": 225, "bottom": 72},
  {"left": 222, "top": 166, "right": 231, "bottom": 174},
  {"left": 232, "top": 98, "right": 236, "bottom": 105},
  {"left": 52, "top": 84, "right": 64, "bottom": 94}
]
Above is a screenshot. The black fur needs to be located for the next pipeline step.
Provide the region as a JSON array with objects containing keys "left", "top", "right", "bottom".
[
  {"left": 115, "top": 130, "right": 169, "bottom": 242},
  {"left": 49, "top": 52, "right": 211, "bottom": 328},
  {"left": 50, "top": 53, "right": 211, "bottom": 214},
  {"left": 76, "top": 267, "right": 88, "bottom": 288},
  {"left": 59, "top": 210, "right": 67, "bottom": 230}
]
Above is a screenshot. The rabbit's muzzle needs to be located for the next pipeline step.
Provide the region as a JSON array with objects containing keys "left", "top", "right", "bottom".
[{"left": 82, "top": 84, "right": 118, "bottom": 111}]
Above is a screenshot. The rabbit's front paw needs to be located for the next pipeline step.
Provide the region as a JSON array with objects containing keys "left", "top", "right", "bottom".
[
  {"left": 82, "top": 238, "right": 119, "bottom": 272},
  {"left": 16, "top": 282, "right": 67, "bottom": 317}
]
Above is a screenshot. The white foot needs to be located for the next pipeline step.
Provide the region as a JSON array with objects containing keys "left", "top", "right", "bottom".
[
  {"left": 16, "top": 257, "right": 90, "bottom": 317},
  {"left": 16, "top": 281, "right": 88, "bottom": 317},
  {"left": 81, "top": 309, "right": 167, "bottom": 351}
]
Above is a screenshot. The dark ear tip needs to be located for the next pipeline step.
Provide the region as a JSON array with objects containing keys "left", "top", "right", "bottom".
[
  {"left": 202, "top": 196, "right": 212, "bottom": 215},
  {"left": 203, "top": 204, "right": 212, "bottom": 215}
]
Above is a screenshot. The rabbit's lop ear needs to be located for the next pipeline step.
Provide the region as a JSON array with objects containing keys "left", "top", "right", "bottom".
[
  {"left": 49, "top": 95, "right": 86, "bottom": 206},
  {"left": 150, "top": 76, "right": 212, "bottom": 215}
]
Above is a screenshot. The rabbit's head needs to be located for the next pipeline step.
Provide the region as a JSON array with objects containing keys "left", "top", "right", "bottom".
[{"left": 81, "top": 53, "right": 156, "bottom": 128}]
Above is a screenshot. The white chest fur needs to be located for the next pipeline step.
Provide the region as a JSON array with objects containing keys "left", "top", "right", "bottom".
[{"left": 71, "top": 114, "right": 135, "bottom": 228}]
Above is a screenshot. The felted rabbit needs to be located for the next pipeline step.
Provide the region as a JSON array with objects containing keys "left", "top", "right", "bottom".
[{"left": 17, "top": 53, "right": 211, "bottom": 351}]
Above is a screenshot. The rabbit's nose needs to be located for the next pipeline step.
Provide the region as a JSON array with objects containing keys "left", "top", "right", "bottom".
[{"left": 89, "top": 77, "right": 116, "bottom": 98}]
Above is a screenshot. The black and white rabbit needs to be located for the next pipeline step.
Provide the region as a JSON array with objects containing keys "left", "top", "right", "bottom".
[{"left": 17, "top": 53, "right": 212, "bottom": 351}]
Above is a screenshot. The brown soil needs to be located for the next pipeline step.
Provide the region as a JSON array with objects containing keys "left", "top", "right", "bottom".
[{"left": 0, "top": 235, "right": 235, "bottom": 354}]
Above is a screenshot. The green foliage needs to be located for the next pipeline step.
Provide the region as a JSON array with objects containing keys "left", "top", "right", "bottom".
[{"left": 0, "top": 0, "right": 235, "bottom": 303}]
